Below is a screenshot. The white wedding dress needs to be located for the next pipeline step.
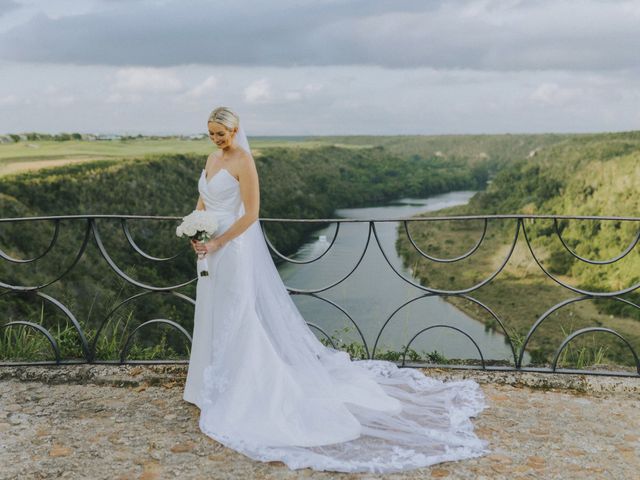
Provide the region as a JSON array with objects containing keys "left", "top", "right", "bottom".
[{"left": 183, "top": 165, "right": 490, "bottom": 473}]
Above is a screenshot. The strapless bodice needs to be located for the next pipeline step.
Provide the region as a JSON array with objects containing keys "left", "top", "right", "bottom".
[{"left": 198, "top": 168, "right": 244, "bottom": 232}]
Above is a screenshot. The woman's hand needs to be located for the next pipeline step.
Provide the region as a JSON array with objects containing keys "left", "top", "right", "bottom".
[
  {"left": 204, "top": 237, "right": 224, "bottom": 253},
  {"left": 190, "top": 238, "right": 202, "bottom": 254},
  {"left": 191, "top": 237, "right": 224, "bottom": 255}
]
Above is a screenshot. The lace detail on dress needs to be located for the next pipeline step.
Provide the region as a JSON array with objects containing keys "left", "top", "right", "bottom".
[
  {"left": 202, "top": 364, "right": 230, "bottom": 394},
  {"left": 198, "top": 354, "right": 490, "bottom": 473},
  {"left": 199, "top": 262, "right": 244, "bottom": 406}
]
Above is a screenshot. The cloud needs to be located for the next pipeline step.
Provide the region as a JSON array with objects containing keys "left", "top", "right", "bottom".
[
  {"left": 241, "top": 77, "right": 322, "bottom": 104},
  {"left": 0, "top": 0, "right": 19, "bottom": 17},
  {"left": 112, "top": 67, "right": 183, "bottom": 93},
  {"left": 47, "top": 94, "right": 75, "bottom": 106},
  {"left": 0, "top": 93, "right": 19, "bottom": 105},
  {"left": 182, "top": 75, "right": 218, "bottom": 100},
  {"left": 530, "top": 82, "right": 583, "bottom": 107},
  {"left": 283, "top": 91, "right": 301, "bottom": 101},
  {"left": 104, "top": 67, "right": 183, "bottom": 103},
  {"left": 280, "top": 82, "right": 324, "bottom": 102},
  {"left": 0, "top": 2, "right": 639, "bottom": 136},
  {"left": 303, "top": 82, "right": 323, "bottom": 94},
  {"left": 39, "top": 84, "right": 76, "bottom": 106},
  {"left": 244, "top": 78, "right": 273, "bottom": 104},
  {"left": 0, "top": 1, "right": 639, "bottom": 71},
  {"left": 1, "top": 62, "right": 639, "bottom": 135}
]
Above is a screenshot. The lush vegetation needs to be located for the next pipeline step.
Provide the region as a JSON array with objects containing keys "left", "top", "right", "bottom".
[
  {"left": 396, "top": 131, "right": 640, "bottom": 370},
  {"left": 0, "top": 135, "right": 327, "bottom": 176},
  {"left": 1, "top": 142, "right": 490, "bottom": 362},
  {"left": 4, "top": 130, "right": 635, "bottom": 368}
]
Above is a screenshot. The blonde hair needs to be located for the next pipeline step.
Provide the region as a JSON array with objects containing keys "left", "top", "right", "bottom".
[{"left": 207, "top": 106, "right": 239, "bottom": 131}]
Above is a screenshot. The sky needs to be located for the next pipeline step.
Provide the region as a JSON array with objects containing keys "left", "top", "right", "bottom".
[{"left": 0, "top": 0, "right": 639, "bottom": 135}]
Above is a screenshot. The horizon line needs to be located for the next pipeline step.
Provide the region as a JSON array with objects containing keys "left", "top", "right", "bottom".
[{"left": 2, "top": 129, "right": 640, "bottom": 138}]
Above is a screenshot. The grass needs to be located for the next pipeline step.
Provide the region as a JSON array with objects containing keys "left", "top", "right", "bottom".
[
  {"left": 0, "top": 307, "right": 186, "bottom": 363},
  {"left": 318, "top": 335, "right": 450, "bottom": 365},
  {"left": 315, "top": 325, "right": 454, "bottom": 365},
  {"left": 556, "top": 324, "right": 612, "bottom": 370}
]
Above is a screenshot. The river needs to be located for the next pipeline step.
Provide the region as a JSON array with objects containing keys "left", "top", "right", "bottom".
[{"left": 276, "top": 191, "right": 527, "bottom": 364}]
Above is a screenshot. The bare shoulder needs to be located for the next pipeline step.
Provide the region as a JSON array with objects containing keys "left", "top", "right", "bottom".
[
  {"left": 237, "top": 148, "right": 256, "bottom": 170},
  {"left": 225, "top": 147, "right": 251, "bottom": 174}
]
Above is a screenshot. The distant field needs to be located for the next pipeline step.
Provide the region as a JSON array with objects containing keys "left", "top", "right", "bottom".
[
  {"left": 0, "top": 137, "right": 370, "bottom": 177},
  {"left": 0, "top": 131, "right": 572, "bottom": 177}
]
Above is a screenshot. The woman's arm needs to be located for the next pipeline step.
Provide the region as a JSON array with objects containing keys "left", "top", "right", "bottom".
[
  {"left": 195, "top": 195, "right": 205, "bottom": 211},
  {"left": 196, "top": 153, "right": 216, "bottom": 212},
  {"left": 190, "top": 195, "right": 206, "bottom": 253},
  {"left": 191, "top": 156, "right": 213, "bottom": 251},
  {"left": 205, "top": 152, "right": 260, "bottom": 251}
]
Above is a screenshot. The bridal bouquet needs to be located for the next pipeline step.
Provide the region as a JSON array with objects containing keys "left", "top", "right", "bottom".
[{"left": 176, "top": 210, "right": 219, "bottom": 277}]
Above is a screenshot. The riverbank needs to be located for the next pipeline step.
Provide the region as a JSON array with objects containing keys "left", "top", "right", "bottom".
[
  {"left": 1, "top": 364, "right": 638, "bottom": 479},
  {"left": 395, "top": 204, "right": 640, "bottom": 369}
]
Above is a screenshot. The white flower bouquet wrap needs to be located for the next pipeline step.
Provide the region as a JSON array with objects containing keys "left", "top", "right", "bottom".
[{"left": 176, "top": 210, "right": 219, "bottom": 277}]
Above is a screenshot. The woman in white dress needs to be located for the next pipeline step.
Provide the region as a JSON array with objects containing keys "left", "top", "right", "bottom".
[{"left": 182, "top": 106, "right": 490, "bottom": 473}]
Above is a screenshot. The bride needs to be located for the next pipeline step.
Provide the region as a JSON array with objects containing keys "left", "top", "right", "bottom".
[{"left": 182, "top": 106, "right": 490, "bottom": 473}]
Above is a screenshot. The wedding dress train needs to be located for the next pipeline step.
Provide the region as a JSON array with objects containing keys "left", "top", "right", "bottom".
[{"left": 183, "top": 166, "right": 490, "bottom": 473}]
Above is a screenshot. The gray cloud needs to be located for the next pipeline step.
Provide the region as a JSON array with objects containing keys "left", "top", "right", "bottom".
[
  {"left": 0, "top": 0, "right": 639, "bottom": 71},
  {"left": 1, "top": 1, "right": 639, "bottom": 136},
  {"left": 1, "top": 62, "right": 638, "bottom": 135},
  {"left": 0, "top": 0, "right": 20, "bottom": 17}
]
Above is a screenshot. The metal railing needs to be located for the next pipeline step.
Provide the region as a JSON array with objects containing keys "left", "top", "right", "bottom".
[{"left": 1, "top": 213, "right": 638, "bottom": 377}]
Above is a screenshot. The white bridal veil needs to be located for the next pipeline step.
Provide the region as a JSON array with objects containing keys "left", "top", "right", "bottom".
[{"left": 234, "top": 122, "right": 252, "bottom": 158}]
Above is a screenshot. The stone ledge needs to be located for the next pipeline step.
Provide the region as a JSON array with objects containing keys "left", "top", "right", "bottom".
[
  {"left": 0, "top": 364, "right": 638, "bottom": 395},
  {"left": 2, "top": 365, "right": 639, "bottom": 479}
]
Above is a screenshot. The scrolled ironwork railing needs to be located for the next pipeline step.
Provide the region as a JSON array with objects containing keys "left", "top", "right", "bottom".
[{"left": 0, "top": 213, "right": 638, "bottom": 377}]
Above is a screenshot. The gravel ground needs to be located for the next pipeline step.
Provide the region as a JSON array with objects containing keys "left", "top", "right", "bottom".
[{"left": 0, "top": 365, "right": 638, "bottom": 480}]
